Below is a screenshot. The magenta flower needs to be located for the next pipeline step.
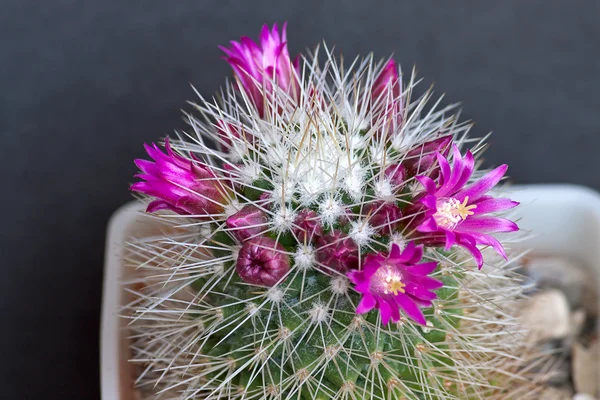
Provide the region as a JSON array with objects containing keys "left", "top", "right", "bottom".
[
  {"left": 347, "top": 243, "right": 442, "bottom": 325},
  {"left": 236, "top": 237, "right": 290, "bottom": 286},
  {"left": 371, "top": 59, "right": 403, "bottom": 136},
  {"left": 403, "top": 135, "right": 453, "bottom": 179},
  {"left": 362, "top": 201, "right": 402, "bottom": 236},
  {"left": 415, "top": 145, "right": 519, "bottom": 268},
  {"left": 226, "top": 205, "right": 269, "bottom": 242},
  {"left": 316, "top": 230, "right": 359, "bottom": 274},
  {"left": 293, "top": 209, "right": 323, "bottom": 242},
  {"left": 220, "top": 23, "right": 300, "bottom": 117},
  {"left": 131, "top": 139, "right": 230, "bottom": 216}
]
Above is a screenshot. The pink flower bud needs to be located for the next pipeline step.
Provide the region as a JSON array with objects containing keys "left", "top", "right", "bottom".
[
  {"left": 363, "top": 201, "right": 402, "bottom": 235},
  {"left": 316, "top": 230, "right": 359, "bottom": 274},
  {"left": 403, "top": 135, "right": 453, "bottom": 178},
  {"left": 236, "top": 237, "right": 290, "bottom": 286},
  {"left": 131, "top": 138, "right": 231, "bottom": 217},
  {"left": 257, "top": 192, "right": 273, "bottom": 210},
  {"left": 384, "top": 164, "right": 406, "bottom": 186},
  {"left": 220, "top": 23, "right": 300, "bottom": 117},
  {"left": 371, "top": 59, "right": 403, "bottom": 137},
  {"left": 293, "top": 209, "right": 323, "bottom": 242},
  {"left": 216, "top": 120, "right": 253, "bottom": 153},
  {"left": 226, "top": 205, "right": 268, "bottom": 242}
]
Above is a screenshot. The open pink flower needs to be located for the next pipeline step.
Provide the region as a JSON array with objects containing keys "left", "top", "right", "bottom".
[
  {"left": 371, "top": 59, "right": 403, "bottom": 137},
  {"left": 131, "top": 139, "right": 230, "bottom": 216},
  {"left": 415, "top": 145, "right": 519, "bottom": 268},
  {"left": 220, "top": 23, "right": 300, "bottom": 117},
  {"left": 347, "top": 243, "right": 442, "bottom": 325}
]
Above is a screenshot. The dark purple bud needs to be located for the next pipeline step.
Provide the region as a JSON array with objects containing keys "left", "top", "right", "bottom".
[
  {"left": 363, "top": 201, "right": 402, "bottom": 235},
  {"left": 384, "top": 163, "right": 406, "bottom": 186},
  {"left": 216, "top": 120, "right": 253, "bottom": 153},
  {"left": 403, "top": 135, "right": 453, "bottom": 178},
  {"left": 236, "top": 237, "right": 290, "bottom": 286},
  {"left": 226, "top": 205, "right": 268, "bottom": 242},
  {"left": 222, "top": 162, "right": 243, "bottom": 191},
  {"left": 258, "top": 192, "right": 273, "bottom": 210},
  {"left": 316, "top": 230, "right": 359, "bottom": 274},
  {"left": 371, "top": 60, "right": 403, "bottom": 138},
  {"left": 293, "top": 209, "right": 323, "bottom": 242}
]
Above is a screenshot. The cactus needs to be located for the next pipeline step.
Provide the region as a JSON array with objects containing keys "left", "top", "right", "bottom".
[{"left": 125, "top": 23, "right": 552, "bottom": 399}]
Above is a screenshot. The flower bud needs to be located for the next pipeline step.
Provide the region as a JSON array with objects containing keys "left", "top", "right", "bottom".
[
  {"left": 226, "top": 205, "right": 268, "bottom": 242},
  {"left": 371, "top": 59, "right": 403, "bottom": 137},
  {"left": 131, "top": 138, "right": 231, "bottom": 216},
  {"left": 236, "top": 237, "right": 290, "bottom": 286},
  {"left": 384, "top": 163, "right": 406, "bottom": 186},
  {"left": 293, "top": 209, "right": 323, "bottom": 242},
  {"left": 220, "top": 23, "right": 300, "bottom": 117},
  {"left": 403, "top": 135, "right": 452, "bottom": 178},
  {"left": 316, "top": 230, "right": 359, "bottom": 274},
  {"left": 363, "top": 201, "right": 402, "bottom": 235}
]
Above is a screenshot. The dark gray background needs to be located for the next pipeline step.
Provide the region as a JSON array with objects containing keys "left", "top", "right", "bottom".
[{"left": 2, "top": 1, "right": 598, "bottom": 398}]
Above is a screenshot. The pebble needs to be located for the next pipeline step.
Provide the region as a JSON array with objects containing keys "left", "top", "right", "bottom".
[
  {"left": 525, "top": 257, "right": 597, "bottom": 315},
  {"left": 520, "top": 289, "right": 571, "bottom": 341},
  {"left": 573, "top": 394, "right": 597, "bottom": 400},
  {"left": 538, "top": 387, "right": 572, "bottom": 400},
  {"left": 572, "top": 340, "right": 599, "bottom": 396}
]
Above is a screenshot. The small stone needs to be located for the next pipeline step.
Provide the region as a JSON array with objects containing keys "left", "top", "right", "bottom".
[
  {"left": 537, "top": 387, "right": 572, "bottom": 400},
  {"left": 520, "top": 289, "right": 571, "bottom": 341},
  {"left": 564, "top": 309, "right": 587, "bottom": 347},
  {"left": 525, "top": 257, "right": 597, "bottom": 315},
  {"left": 573, "top": 394, "right": 597, "bottom": 400},
  {"left": 572, "top": 340, "right": 599, "bottom": 396}
]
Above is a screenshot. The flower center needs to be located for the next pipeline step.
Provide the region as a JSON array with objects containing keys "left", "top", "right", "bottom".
[
  {"left": 372, "top": 264, "right": 406, "bottom": 296},
  {"left": 433, "top": 196, "right": 477, "bottom": 230}
]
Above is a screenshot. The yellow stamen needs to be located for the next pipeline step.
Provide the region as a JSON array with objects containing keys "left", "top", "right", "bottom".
[
  {"left": 388, "top": 280, "right": 406, "bottom": 296},
  {"left": 456, "top": 196, "right": 477, "bottom": 220}
]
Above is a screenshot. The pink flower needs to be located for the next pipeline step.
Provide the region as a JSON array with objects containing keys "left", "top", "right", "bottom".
[
  {"left": 347, "top": 243, "right": 442, "bottom": 325},
  {"left": 371, "top": 59, "right": 403, "bottom": 136},
  {"left": 220, "top": 23, "right": 300, "bottom": 117},
  {"left": 316, "top": 230, "right": 359, "bottom": 274},
  {"left": 293, "top": 209, "right": 323, "bottom": 242},
  {"left": 131, "top": 138, "right": 230, "bottom": 216},
  {"left": 403, "top": 135, "right": 453, "bottom": 179},
  {"left": 415, "top": 145, "right": 519, "bottom": 268},
  {"left": 236, "top": 237, "right": 290, "bottom": 286},
  {"left": 226, "top": 205, "right": 269, "bottom": 242}
]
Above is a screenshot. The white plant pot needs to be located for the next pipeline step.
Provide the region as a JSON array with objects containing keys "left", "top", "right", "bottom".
[{"left": 101, "top": 184, "right": 600, "bottom": 399}]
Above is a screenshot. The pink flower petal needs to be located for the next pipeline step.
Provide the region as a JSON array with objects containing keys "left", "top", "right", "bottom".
[
  {"left": 357, "top": 294, "right": 377, "bottom": 314},
  {"left": 457, "top": 217, "right": 518, "bottom": 233},
  {"left": 395, "top": 293, "right": 426, "bottom": 325},
  {"left": 456, "top": 164, "right": 508, "bottom": 202}
]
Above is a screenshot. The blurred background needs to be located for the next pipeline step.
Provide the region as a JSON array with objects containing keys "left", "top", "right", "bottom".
[{"left": 1, "top": 1, "right": 598, "bottom": 398}]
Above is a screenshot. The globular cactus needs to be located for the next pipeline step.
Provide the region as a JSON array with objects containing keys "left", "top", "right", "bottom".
[{"left": 125, "top": 23, "right": 550, "bottom": 399}]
